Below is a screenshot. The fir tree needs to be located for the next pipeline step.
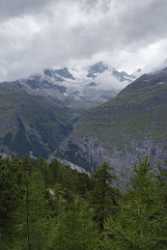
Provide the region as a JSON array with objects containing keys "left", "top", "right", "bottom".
[
  {"left": 48, "top": 198, "right": 99, "bottom": 250},
  {"left": 103, "top": 159, "right": 165, "bottom": 250},
  {"left": 90, "top": 162, "right": 119, "bottom": 230}
]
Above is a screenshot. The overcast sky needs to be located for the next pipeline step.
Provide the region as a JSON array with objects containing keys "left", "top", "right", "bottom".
[{"left": 0, "top": 0, "right": 167, "bottom": 81}]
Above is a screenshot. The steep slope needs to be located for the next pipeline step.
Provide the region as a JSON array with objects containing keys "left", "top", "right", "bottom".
[
  {"left": 59, "top": 68, "right": 167, "bottom": 176},
  {"left": 0, "top": 82, "right": 75, "bottom": 157}
]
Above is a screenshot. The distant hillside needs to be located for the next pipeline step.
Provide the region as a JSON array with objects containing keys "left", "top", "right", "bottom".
[
  {"left": 59, "top": 67, "right": 167, "bottom": 177},
  {"left": 0, "top": 82, "right": 75, "bottom": 157},
  {"left": 0, "top": 62, "right": 135, "bottom": 158}
]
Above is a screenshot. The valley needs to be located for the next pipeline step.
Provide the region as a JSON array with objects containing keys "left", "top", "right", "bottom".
[{"left": 0, "top": 63, "right": 166, "bottom": 181}]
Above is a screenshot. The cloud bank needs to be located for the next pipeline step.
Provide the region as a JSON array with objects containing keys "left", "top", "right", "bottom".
[{"left": 0, "top": 0, "right": 167, "bottom": 80}]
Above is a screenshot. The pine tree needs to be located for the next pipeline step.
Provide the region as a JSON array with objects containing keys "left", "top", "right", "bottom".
[
  {"left": 0, "top": 158, "right": 25, "bottom": 250},
  {"left": 90, "top": 162, "right": 119, "bottom": 230},
  {"left": 103, "top": 159, "right": 164, "bottom": 250},
  {"left": 48, "top": 198, "right": 99, "bottom": 250},
  {"left": 10, "top": 158, "right": 51, "bottom": 250}
]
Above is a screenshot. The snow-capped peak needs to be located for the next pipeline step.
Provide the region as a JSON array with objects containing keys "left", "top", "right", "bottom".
[{"left": 17, "top": 61, "right": 137, "bottom": 110}]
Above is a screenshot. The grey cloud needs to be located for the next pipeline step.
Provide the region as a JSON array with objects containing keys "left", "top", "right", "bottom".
[
  {"left": 0, "top": 0, "right": 55, "bottom": 20},
  {"left": 120, "top": 0, "right": 167, "bottom": 48},
  {"left": 80, "top": 0, "right": 112, "bottom": 11},
  {"left": 72, "top": 0, "right": 167, "bottom": 53},
  {"left": 0, "top": 0, "right": 110, "bottom": 20},
  {"left": 0, "top": 0, "right": 167, "bottom": 80}
]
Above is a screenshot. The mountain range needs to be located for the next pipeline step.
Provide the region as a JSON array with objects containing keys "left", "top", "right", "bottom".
[
  {"left": 14, "top": 62, "right": 136, "bottom": 110},
  {"left": 59, "top": 67, "right": 167, "bottom": 181},
  {"left": 0, "top": 61, "right": 135, "bottom": 158},
  {"left": 0, "top": 61, "right": 166, "bottom": 180}
]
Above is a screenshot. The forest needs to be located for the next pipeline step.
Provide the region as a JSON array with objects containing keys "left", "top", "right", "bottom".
[{"left": 0, "top": 157, "right": 167, "bottom": 250}]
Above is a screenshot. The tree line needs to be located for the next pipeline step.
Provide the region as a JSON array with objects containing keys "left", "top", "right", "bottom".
[{"left": 0, "top": 157, "right": 167, "bottom": 250}]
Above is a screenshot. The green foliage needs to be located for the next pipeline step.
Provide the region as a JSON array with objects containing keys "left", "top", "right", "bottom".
[
  {"left": 49, "top": 199, "right": 99, "bottom": 250},
  {"left": 0, "top": 158, "right": 24, "bottom": 249},
  {"left": 0, "top": 157, "right": 167, "bottom": 250},
  {"left": 103, "top": 159, "right": 167, "bottom": 250},
  {"left": 90, "top": 162, "right": 119, "bottom": 230}
]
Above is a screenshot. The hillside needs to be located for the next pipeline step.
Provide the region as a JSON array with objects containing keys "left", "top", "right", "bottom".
[
  {"left": 0, "top": 62, "right": 135, "bottom": 158},
  {"left": 0, "top": 82, "right": 75, "bottom": 157},
  {"left": 59, "top": 67, "right": 167, "bottom": 176}
]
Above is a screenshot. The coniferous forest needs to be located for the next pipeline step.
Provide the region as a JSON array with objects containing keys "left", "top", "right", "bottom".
[{"left": 0, "top": 157, "right": 167, "bottom": 250}]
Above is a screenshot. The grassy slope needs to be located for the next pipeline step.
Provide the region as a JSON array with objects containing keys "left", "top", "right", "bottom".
[{"left": 75, "top": 72, "right": 167, "bottom": 151}]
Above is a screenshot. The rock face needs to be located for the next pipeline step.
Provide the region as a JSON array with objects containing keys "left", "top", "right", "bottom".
[
  {"left": 59, "top": 67, "right": 167, "bottom": 179},
  {"left": 87, "top": 62, "right": 109, "bottom": 78},
  {"left": 0, "top": 82, "right": 76, "bottom": 157}
]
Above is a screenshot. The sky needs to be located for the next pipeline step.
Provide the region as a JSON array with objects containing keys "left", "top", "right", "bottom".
[{"left": 0, "top": 0, "right": 167, "bottom": 81}]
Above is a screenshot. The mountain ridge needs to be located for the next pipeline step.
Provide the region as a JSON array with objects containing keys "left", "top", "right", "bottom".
[
  {"left": 1, "top": 62, "right": 136, "bottom": 110},
  {"left": 59, "top": 67, "right": 167, "bottom": 178}
]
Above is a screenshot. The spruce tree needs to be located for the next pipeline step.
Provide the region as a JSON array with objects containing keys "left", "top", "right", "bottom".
[
  {"left": 48, "top": 198, "right": 99, "bottom": 250},
  {"left": 0, "top": 158, "right": 24, "bottom": 250},
  {"left": 90, "top": 162, "right": 119, "bottom": 230},
  {"left": 103, "top": 159, "right": 164, "bottom": 250}
]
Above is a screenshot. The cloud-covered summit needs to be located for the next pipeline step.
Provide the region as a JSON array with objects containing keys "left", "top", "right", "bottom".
[{"left": 0, "top": 0, "right": 167, "bottom": 81}]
